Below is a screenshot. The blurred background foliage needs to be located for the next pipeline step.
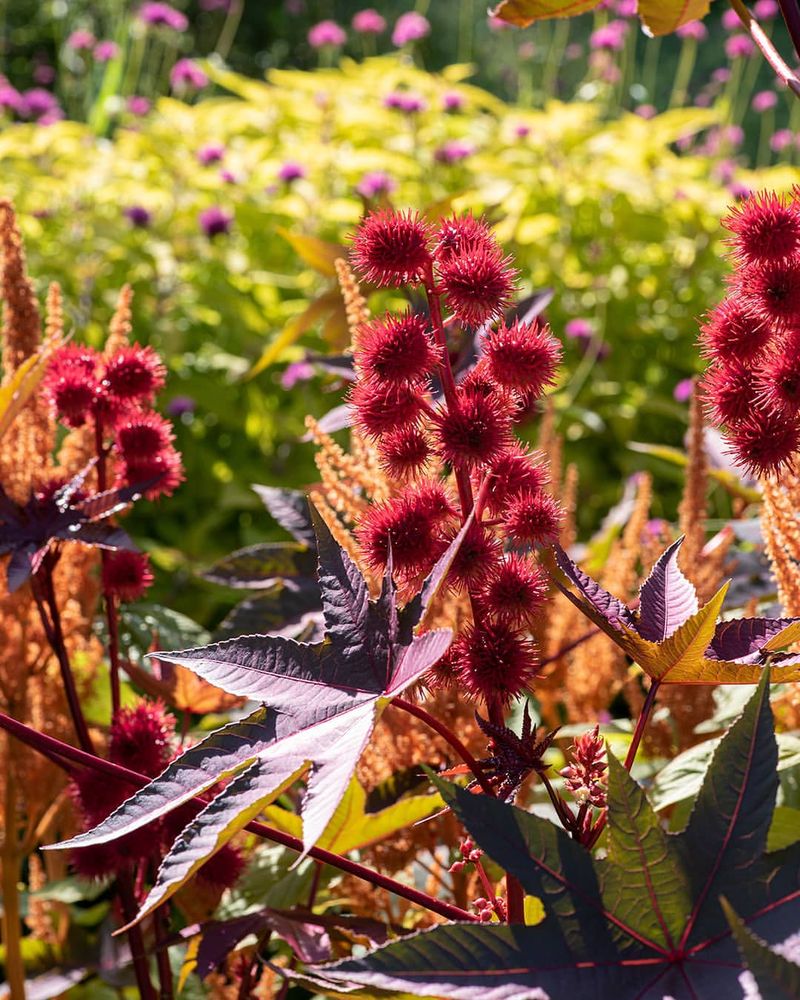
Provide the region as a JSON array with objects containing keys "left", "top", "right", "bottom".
[{"left": 0, "top": 2, "right": 797, "bottom": 627}]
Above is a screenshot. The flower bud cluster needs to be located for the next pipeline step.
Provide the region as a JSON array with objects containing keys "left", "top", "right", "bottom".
[
  {"left": 701, "top": 190, "right": 800, "bottom": 477},
  {"left": 448, "top": 835, "right": 483, "bottom": 874},
  {"left": 42, "top": 339, "right": 184, "bottom": 602},
  {"left": 473, "top": 895, "right": 506, "bottom": 922},
  {"left": 349, "top": 210, "right": 563, "bottom": 706},
  {"left": 560, "top": 725, "right": 607, "bottom": 809}
]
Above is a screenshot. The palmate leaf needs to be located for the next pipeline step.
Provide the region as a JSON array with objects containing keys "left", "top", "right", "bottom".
[
  {"left": 490, "top": 0, "right": 711, "bottom": 36},
  {"left": 311, "top": 674, "right": 800, "bottom": 998},
  {"left": 723, "top": 899, "right": 800, "bottom": 1000},
  {"left": 552, "top": 541, "right": 800, "bottom": 684},
  {"left": 52, "top": 504, "right": 468, "bottom": 928}
]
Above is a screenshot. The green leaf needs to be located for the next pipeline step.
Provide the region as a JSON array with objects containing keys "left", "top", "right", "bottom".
[
  {"left": 723, "top": 899, "right": 800, "bottom": 1000},
  {"left": 202, "top": 542, "right": 318, "bottom": 589},
  {"left": 600, "top": 751, "right": 691, "bottom": 951}
]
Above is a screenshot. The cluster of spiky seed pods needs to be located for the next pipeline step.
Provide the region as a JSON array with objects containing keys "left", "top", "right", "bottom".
[{"left": 349, "top": 209, "right": 564, "bottom": 711}]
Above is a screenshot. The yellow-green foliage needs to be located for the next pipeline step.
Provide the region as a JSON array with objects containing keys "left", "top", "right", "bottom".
[{"left": 0, "top": 56, "right": 791, "bottom": 560}]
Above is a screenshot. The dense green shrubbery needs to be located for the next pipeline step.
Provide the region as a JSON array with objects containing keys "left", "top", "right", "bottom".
[{"left": 1, "top": 56, "right": 791, "bottom": 619}]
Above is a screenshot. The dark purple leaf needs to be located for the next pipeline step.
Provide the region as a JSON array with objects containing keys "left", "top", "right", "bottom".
[
  {"left": 251, "top": 485, "right": 317, "bottom": 546},
  {"left": 202, "top": 542, "right": 317, "bottom": 589},
  {"left": 707, "top": 618, "right": 800, "bottom": 663},
  {"left": 552, "top": 544, "right": 636, "bottom": 631},
  {"left": 636, "top": 538, "right": 699, "bottom": 643}
]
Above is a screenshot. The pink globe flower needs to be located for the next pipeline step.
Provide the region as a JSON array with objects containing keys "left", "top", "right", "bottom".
[
  {"left": 434, "top": 139, "right": 473, "bottom": 164},
  {"left": 615, "top": 0, "right": 636, "bottom": 15},
  {"left": 392, "top": 12, "right": 430, "bottom": 46},
  {"left": 726, "top": 34, "right": 755, "bottom": 59},
  {"left": 170, "top": 58, "right": 208, "bottom": 91},
  {"left": 138, "top": 2, "right": 188, "bottom": 31},
  {"left": 754, "top": 0, "right": 779, "bottom": 17},
  {"left": 589, "top": 20, "right": 627, "bottom": 52},
  {"left": 752, "top": 90, "right": 777, "bottom": 112},
  {"left": 198, "top": 205, "right": 233, "bottom": 238},
  {"left": 352, "top": 9, "right": 386, "bottom": 34},
  {"left": 356, "top": 171, "right": 397, "bottom": 198},
  {"left": 308, "top": 20, "right": 346, "bottom": 48},
  {"left": 635, "top": 104, "right": 657, "bottom": 119},
  {"left": 771, "top": 129, "right": 794, "bottom": 152},
  {"left": 513, "top": 123, "right": 531, "bottom": 139},
  {"left": 722, "top": 9, "right": 741, "bottom": 29},
  {"left": 442, "top": 91, "right": 464, "bottom": 112},
  {"left": 676, "top": 21, "right": 707, "bottom": 40},
  {"left": 277, "top": 161, "right": 306, "bottom": 183},
  {"left": 93, "top": 40, "right": 120, "bottom": 62},
  {"left": 126, "top": 95, "right": 151, "bottom": 115},
  {"left": 673, "top": 378, "right": 694, "bottom": 403},
  {"left": 197, "top": 143, "right": 225, "bottom": 165},
  {"left": 0, "top": 84, "right": 23, "bottom": 115},
  {"left": 565, "top": 318, "right": 593, "bottom": 339},
  {"left": 67, "top": 29, "right": 96, "bottom": 51}
]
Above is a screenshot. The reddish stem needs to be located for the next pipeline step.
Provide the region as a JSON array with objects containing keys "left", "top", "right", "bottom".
[
  {"left": 506, "top": 874, "right": 525, "bottom": 924},
  {"left": 731, "top": 0, "right": 800, "bottom": 96},
  {"left": 0, "top": 710, "right": 477, "bottom": 924},
  {"left": 31, "top": 565, "right": 94, "bottom": 754},
  {"left": 392, "top": 697, "right": 496, "bottom": 797},
  {"left": 118, "top": 874, "right": 157, "bottom": 1000}
]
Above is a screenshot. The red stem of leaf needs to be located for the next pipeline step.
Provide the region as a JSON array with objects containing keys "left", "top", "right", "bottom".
[
  {"left": 31, "top": 565, "right": 95, "bottom": 755},
  {"left": 506, "top": 873, "right": 525, "bottom": 923},
  {"left": 118, "top": 874, "right": 157, "bottom": 1000},
  {"left": 778, "top": 0, "right": 800, "bottom": 64},
  {"left": 392, "top": 696, "right": 496, "bottom": 797},
  {"left": 730, "top": 0, "right": 800, "bottom": 97},
  {"left": 0, "top": 710, "right": 477, "bottom": 924}
]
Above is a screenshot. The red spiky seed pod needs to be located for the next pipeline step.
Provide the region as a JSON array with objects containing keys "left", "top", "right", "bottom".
[
  {"left": 483, "top": 445, "right": 550, "bottom": 517},
  {"left": 102, "top": 550, "right": 154, "bottom": 602},
  {"left": 726, "top": 407, "right": 800, "bottom": 478},
  {"left": 723, "top": 191, "right": 800, "bottom": 266},
  {"left": 452, "top": 621, "right": 538, "bottom": 705},
  {"left": 482, "top": 318, "right": 562, "bottom": 395},
  {"left": 754, "top": 346, "right": 800, "bottom": 416},
  {"left": 433, "top": 389, "right": 511, "bottom": 468},
  {"left": 503, "top": 489, "right": 563, "bottom": 545},
  {"left": 424, "top": 642, "right": 460, "bottom": 691},
  {"left": 121, "top": 446, "right": 184, "bottom": 499},
  {"left": 349, "top": 379, "right": 426, "bottom": 438},
  {"left": 444, "top": 522, "right": 501, "bottom": 590},
  {"left": 433, "top": 213, "right": 499, "bottom": 263},
  {"left": 699, "top": 294, "right": 772, "bottom": 364},
  {"left": 482, "top": 553, "right": 548, "bottom": 625},
  {"left": 437, "top": 243, "right": 517, "bottom": 327},
  {"left": 357, "top": 482, "right": 455, "bottom": 576},
  {"left": 735, "top": 258, "right": 800, "bottom": 330},
  {"left": 109, "top": 700, "right": 175, "bottom": 778},
  {"left": 102, "top": 345, "right": 166, "bottom": 401},
  {"left": 356, "top": 312, "right": 441, "bottom": 385},
  {"left": 44, "top": 370, "right": 98, "bottom": 427},
  {"left": 700, "top": 361, "right": 758, "bottom": 425},
  {"left": 377, "top": 424, "right": 432, "bottom": 479},
  {"left": 49, "top": 343, "right": 100, "bottom": 376},
  {"left": 196, "top": 842, "right": 246, "bottom": 890},
  {"left": 350, "top": 209, "right": 432, "bottom": 287},
  {"left": 114, "top": 411, "right": 174, "bottom": 460}
]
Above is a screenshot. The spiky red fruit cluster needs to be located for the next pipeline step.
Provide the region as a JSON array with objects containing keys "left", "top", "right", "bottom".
[
  {"left": 43, "top": 341, "right": 183, "bottom": 499},
  {"left": 701, "top": 189, "right": 800, "bottom": 478},
  {"left": 70, "top": 701, "right": 175, "bottom": 878},
  {"left": 102, "top": 549, "right": 154, "bottom": 602},
  {"left": 348, "top": 210, "right": 563, "bottom": 707}
]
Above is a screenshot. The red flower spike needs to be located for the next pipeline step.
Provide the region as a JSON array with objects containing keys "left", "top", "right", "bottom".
[
  {"left": 452, "top": 621, "right": 538, "bottom": 705},
  {"left": 349, "top": 380, "right": 425, "bottom": 438},
  {"left": 503, "top": 489, "right": 563, "bottom": 546},
  {"left": 433, "top": 213, "right": 499, "bottom": 264},
  {"left": 699, "top": 295, "right": 773, "bottom": 364},
  {"left": 114, "top": 411, "right": 174, "bottom": 460},
  {"left": 483, "top": 318, "right": 562, "bottom": 395},
  {"left": 483, "top": 445, "right": 550, "bottom": 517},
  {"left": 444, "top": 522, "right": 502, "bottom": 590},
  {"left": 357, "top": 482, "right": 455, "bottom": 577},
  {"left": 350, "top": 209, "right": 432, "bottom": 287},
  {"left": 102, "top": 345, "right": 166, "bottom": 401},
  {"left": 735, "top": 258, "right": 800, "bottom": 330},
  {"left": 433, "top": 389, "right": 511, "bottom": 469},
  {"left": 437, "top": 243, "right": 517, "bottom": 328},
  {"left": 102, "top": 549, "right": 154, "bottom": 602},
  {"left": 560, "top": 725, "right": 607, "bottom": 808},
  {"left": 727, "top": 408, "right": 800, "bottom": 478},
  {"left": 755, "top": 346, "right": 800, "bottom": 417},
  {"left": 700, "top": 361, "right": 758, "bottom": 426},
  {"left": 109, "top": 700, "right": 175, "bottom": 778},
  {"left": 723, "top": 191, "right": 800, "bottom": 266},
  {"left": 482, "top": 553, "right": 548, "bottom": 625},
  {"left": 121, "top": 446, "right": 184, "bottom": 499},
  {"left": 357, "top": 312, "right": 441, "bottom": 385},
  {"left": 377, "top": 425, "right": 432, "bottom": 479}
]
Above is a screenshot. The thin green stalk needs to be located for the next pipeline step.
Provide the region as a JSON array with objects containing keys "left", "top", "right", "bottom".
[
  {"left": 541, "top": 18, "right": 570, "bottom": 102},
  {"left": 757, "top": 105, "right": 776, "bottom": 165},
  {"left": 457, "top": 0, "right": 475, "bottom": 64},
  {"left": 669, "top": 38, "right": 698, "bottom": 109},
  {"left": 642, "top": 36, "right": 662, "bottom": 105},
  {"left": 213, "top": 0, "right": 243, "bottom": 61}
]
